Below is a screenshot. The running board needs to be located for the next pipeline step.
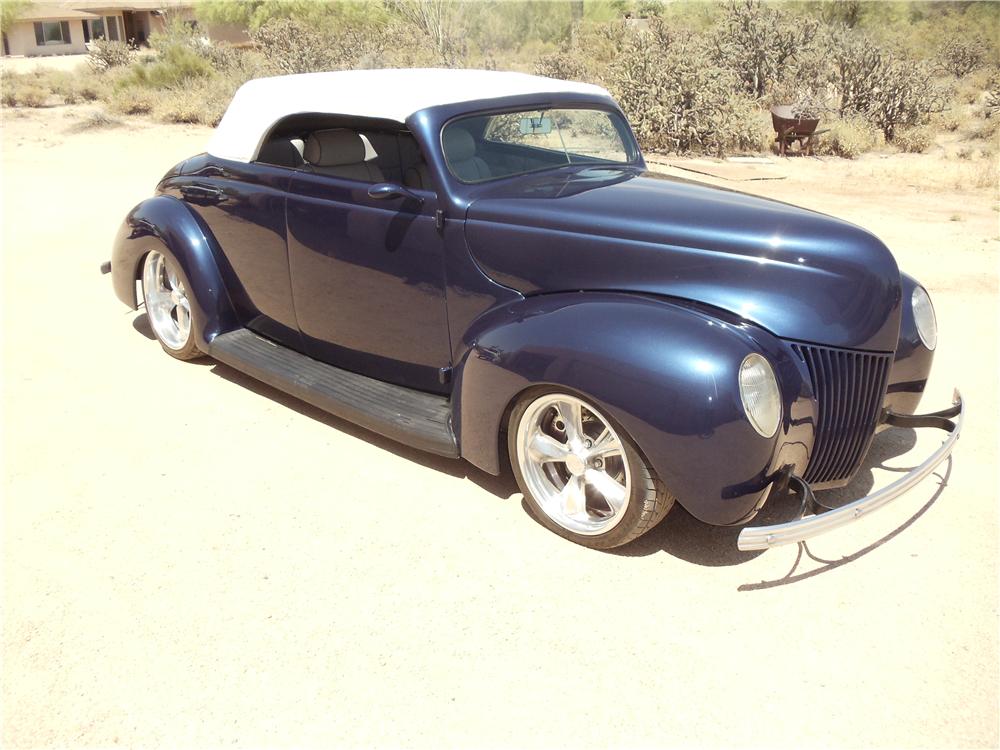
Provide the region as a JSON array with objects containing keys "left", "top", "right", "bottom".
[{"left": 209, "top": 329, "right": 458, "bottom": 457}]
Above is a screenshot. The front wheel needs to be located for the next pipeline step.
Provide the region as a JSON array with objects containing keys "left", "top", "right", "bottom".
[
  {"left": 508, "top": 390, "right": 675, "bottom": 549},
  {"left": 141, "top": 250, "right": 201, "bottom": 360}
]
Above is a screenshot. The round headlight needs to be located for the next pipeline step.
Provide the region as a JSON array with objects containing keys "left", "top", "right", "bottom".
[
  {"left": 739, "top": 354, "right": 781, "bottom": 438},
  {"left": 912, "top": 286, "right": 937, "bottom": 351}
]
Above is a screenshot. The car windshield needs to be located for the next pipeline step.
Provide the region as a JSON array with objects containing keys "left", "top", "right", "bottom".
[{"left": 442, "top": 108, "right": 637, "bottom": 184}]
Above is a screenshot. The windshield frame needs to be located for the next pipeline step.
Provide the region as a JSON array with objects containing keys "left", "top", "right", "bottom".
[{"left": 439, "top": 104, "right": 642, "bottom": 185}]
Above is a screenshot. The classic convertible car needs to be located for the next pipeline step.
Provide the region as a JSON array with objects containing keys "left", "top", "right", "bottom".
[{"left": 104, "top": 69, "right": 963, "bottom": 551}]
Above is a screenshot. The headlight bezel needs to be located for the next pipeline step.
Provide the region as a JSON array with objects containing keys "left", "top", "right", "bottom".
[
  {"left": 738, "top": 353, "right": 782, "bottom": 439},
  {"left": 912, "top": 285, "right": 938, "bottom": 351}
]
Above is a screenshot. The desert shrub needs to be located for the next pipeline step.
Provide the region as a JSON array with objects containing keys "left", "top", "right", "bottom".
[
  {"left": 936, "top": 37, "right": 987, "bottom": 78},
  {"left": 125, "top": 44, "right": 214, "bottom": 88},
  {"left": 865, "top": 62, "right": 947, "bottom": 140},
  {"left": 153, "top": 75, "right": 236, "bottom": 126},
  {"left": 87, "top": 39, "right": 134, "bottom": 71},
  {"left": 969, "top": 117, "right": 999, "bottom": 142},
  {"left": 813, "top": 116, "right": 882, "bottom": 159},
  {"left": 107, "top": 88, "right": 159, "bottom": 115},
  {"left": 534, "top": 49, "right": 590, "bottom": 82},
  {"left": 68, "top": 111, "right": 123, "bottom": 133},
  {"left": 985, "top": 85, "right": 1000, "bottom": 120},
  {"left": 4, "top": 83, "right": 48, "bottom": 108},
  {"left": 609, "top": 32, "right": 763, "bottom": 155},
  {"left": 251, "top": 17, "right": 394, "bottom": 74},
  {"left": 957, "top": 146, "right": 974, "bottom": 160},
  {"left": 893, "top": 125, "right": 934, "bottom": 153},
  {"left": 1, "top": 81, "right": 18, "bottom": 107},
  {"left": 154, "top": 91, "right": 206, "bottom": 123},
  {"left": 932, "top": 110, "right": 963, "bottom": 133},
  {"left": 828, "top": 29, "right": 946, "bottom": 140},
  {"left": 711, "top": 0, "right": 820, "bottom": 99}
]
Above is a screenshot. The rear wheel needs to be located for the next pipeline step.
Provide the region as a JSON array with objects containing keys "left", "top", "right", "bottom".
[
  {"left": 509, "top": 390, "right": 675, "bottom": 549},
  {"left": 141, "top": 250, "right": 201, "bottom": 360}
]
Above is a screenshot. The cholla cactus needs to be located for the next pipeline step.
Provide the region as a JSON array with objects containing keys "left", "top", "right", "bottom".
[
  {"left": 936, "top": 38, "right": 987, "bottom": 78},
  {"left": 712, "top": 0, "right": 819, "bottom": 99}
]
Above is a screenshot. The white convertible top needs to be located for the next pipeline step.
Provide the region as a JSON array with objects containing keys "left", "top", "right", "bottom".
[{"left": 205, "top": 68, "right": 611, "bottom": 163}]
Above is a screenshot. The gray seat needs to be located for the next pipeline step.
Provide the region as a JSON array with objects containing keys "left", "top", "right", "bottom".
[
  {"left": 443, "top": 128, "right": 490, "bottom": 182},
  {"left": 404, "top": 163, "right": 433, "bottom": 190},
  {"left": 256, "top": 137, "right": 304, "bottom": 168},
  {"left": 304, "top": 129, "right": 384, "bottom": 182}
]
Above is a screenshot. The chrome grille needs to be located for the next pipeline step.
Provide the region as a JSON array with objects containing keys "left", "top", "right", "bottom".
[{"left": 793, "top": 344, "right": 893, "bottom": 484}]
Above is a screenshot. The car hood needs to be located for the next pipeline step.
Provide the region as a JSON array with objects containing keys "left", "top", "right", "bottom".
[{"left": 463, "top": 167, "right": 902, "bottom": 351}]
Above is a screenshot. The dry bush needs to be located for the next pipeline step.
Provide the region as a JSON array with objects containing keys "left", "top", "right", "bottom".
[
  {"left": 68, "top": 111, "right": 123, "bottom": 133},
  {"left": 154, "top": 92, "right": 206, "bottom": 124},
  {"left": 828, "top": 29, "right": 946, "bottom": 140},
  {"left": 3, "top": 82, "right": 48, "bottom": 108},
  {"left": 87, "top": 39, "right": 134, "bottom": 72},
  {"left": 932, "top": 110, "right": 964, "bottom": 133},
  {"left": 153, "top": 76, "right": 235, "bottom": 126},
  {"left": 107, "top": 88, "right": 159, "bottom": 115},
  {"left": 534, "top": 49, "right": 590, "bottom": 82},
  {"left": 609, "top": 32, "right": 764, "bottom": 155},
  {"left": 251, "top": 17, "right": 395, "bottom": 74},
  {"left": 124, "top": 44, "right": 214, "bottom": 89},
  {"left": 893, "top": 126, "right": 934, "bottom": 153},
  {"left": 936, "top": 38, "right": 987, "bottom": 78},
  {"left": 711, "top": 0, "right": 819, "bottom": 99},
  {"left": 813, "top": 116, "right": 882, "bottom": 159}
]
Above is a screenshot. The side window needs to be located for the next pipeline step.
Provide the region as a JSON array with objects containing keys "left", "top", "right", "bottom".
[
  {"left": 255, "top": 116, "right": 433, "bottom": 189},
  {"left": 301, "top": 129, "right": 385, "bottom": 183},
  {"left": 255, "top": 137, "right": 305, "bottom": 169}
]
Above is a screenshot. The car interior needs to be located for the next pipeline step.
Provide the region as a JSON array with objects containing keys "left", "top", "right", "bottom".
[{"left": 255, "top": 114, "right": 433, "bottom": 190}]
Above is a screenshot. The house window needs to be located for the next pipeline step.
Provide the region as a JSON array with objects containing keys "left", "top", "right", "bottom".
[
  {"left": 33, "top": 21, "right": 71, "bottom": 45},
  {"left": 86, "top": 17, "right": 120, "bottom": 42}
]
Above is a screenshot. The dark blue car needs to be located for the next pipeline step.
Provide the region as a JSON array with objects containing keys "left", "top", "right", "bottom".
[{"left": 106, "top": 69, "right": 963, "bottom": 551}]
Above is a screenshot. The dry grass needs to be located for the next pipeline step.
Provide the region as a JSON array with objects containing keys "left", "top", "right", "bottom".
[
  {"left": 66, "top": 111, "right": 123, "bottom": 133},
  {"left": 813, "top": 116, "right": 884, "bottom": 159}
]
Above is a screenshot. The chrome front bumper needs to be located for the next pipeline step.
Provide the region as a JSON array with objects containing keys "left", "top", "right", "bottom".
[{"left": 737, "top": 390, "right": 964, "bottom": 552}]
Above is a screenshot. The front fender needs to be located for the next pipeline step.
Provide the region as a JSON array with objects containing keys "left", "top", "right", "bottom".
[
  {"left": 454, "top": 292, "right": 812, "bottom": 526},
  {"left": 110, "top": 195, "right": 237, "bottom": 351}
]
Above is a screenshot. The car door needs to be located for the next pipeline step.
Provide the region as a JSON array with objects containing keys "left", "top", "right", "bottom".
[
  {"left": 285, "top": 159, "right": 451, "bottom": 395},
  {"left": 173, "top": 159, "right": 301, "bottom": 349}
]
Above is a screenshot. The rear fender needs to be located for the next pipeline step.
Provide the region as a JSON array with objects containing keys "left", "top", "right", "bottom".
[
  {"left": 453, "top": 292, "right": 811, "bottom": 526},
  {"left": 110, "top": 195, "right": 238, "bottom": 350}
]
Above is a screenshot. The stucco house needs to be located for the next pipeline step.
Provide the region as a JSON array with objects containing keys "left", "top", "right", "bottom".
[{"left": 2, "top": 1, "right": 245, "bottom": 57}]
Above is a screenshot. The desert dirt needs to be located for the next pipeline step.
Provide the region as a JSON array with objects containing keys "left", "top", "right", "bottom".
[{"left": 2, "top": 103, "right": 998, "bottom": 749}]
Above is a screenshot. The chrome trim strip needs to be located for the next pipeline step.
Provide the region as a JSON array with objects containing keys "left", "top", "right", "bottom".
[{"left": 737, "top": 390, "right": 964, "bottom": 552}]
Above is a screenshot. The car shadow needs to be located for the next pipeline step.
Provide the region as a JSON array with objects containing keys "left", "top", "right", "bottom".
[
  {"left": 208, "top": 361, "right": 520, "bottom": 500},
  {"left": 205, "top": 355, "right": 945, "bottom": 578},
  {"left": 611, "top": 426, "right": 922, "bottom": 567},
  {"left": 132, "top": 312, "right": 155, "bottom": 340}
]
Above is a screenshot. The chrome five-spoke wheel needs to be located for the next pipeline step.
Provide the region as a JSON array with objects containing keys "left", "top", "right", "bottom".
[
  {"left": 141, "top": 250, "right": 200, "bottom": 360},
  {"left": 510, "top": 391, "right": 675, "bottom": 549}
]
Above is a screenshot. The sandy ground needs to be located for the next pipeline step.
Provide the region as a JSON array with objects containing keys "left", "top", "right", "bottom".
[
  {"left": 2, "top": 104, "right": 998, "bottom": 749},
  {"left": 0, "top": 55, "right": 92, "bottom": 75}
]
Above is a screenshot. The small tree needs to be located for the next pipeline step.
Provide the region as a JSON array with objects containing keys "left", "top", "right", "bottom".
[{"left": 0, "top": 0, "right": 31, "bottom": 34}]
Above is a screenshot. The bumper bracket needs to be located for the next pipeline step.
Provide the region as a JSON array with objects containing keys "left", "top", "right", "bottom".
[{"left": 737, "top": 390, "right": 964, "bottom": 552}]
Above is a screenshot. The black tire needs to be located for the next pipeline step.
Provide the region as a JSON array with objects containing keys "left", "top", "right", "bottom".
[
  {"left": 140, "top": 250, "right": 203, "bottom": 361},
  {"left": 507, "top": 388, "right": 676, "bottom": 549}
]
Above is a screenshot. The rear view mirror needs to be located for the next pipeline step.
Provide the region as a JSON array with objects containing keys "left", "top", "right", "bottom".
[{"left": 520, "top": 116, "right": 553, "bottom": 135}]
